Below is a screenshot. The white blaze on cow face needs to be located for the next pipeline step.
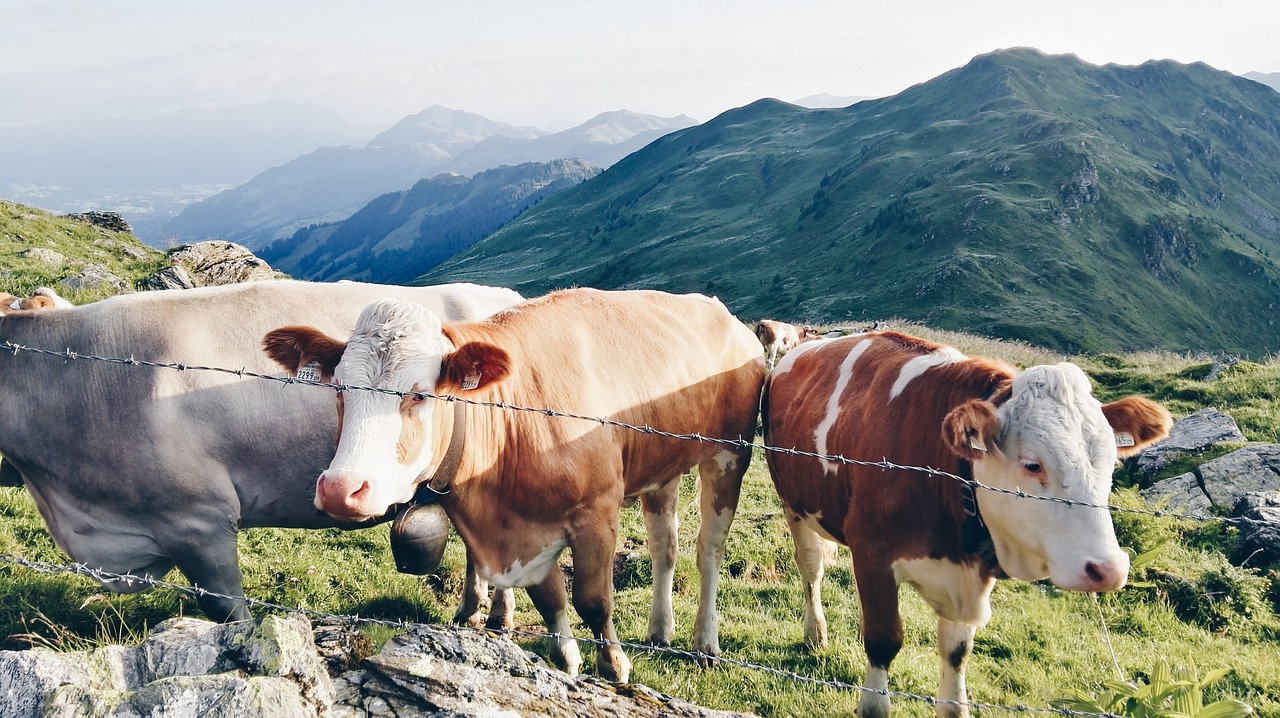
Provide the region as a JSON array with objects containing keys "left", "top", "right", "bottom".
[
  {"left": 317, "top": 300, "right": 454, "bottom": 520},
  {"left": 964, "top": 363, "right": 1130, "bottom": 592}
]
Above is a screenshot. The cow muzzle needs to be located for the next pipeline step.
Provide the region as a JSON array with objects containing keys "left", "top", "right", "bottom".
[
  {"left": 316, "top": 469, "right": 384, "bottom": 520},
  {"left": 1059, "top": 551, "right": 1130, "bottom": 593}
]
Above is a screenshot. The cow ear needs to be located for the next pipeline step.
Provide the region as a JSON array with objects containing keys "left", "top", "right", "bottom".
[
  {"left": 442, "top": 342, "right": 511, "bottom": 392},
  {"left": 1102, "top": 396, "right": 1172, "bottom": 458},
  {"left": 942, "top": 400, "right": 1004, "bottom": 460},
  {"left": 262, "top": 326, "right": 347, "bottom": 381}
]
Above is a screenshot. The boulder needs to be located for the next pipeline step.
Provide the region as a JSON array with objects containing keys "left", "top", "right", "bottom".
[
  {"left": 0, "top": 616, "right": 757, "bottom": 718},
  {"left": 18, "top": 248, "right": 67, "bottom": 268},
  {"left": 1197, "top": 444, "right": 1280, "bottom": 508},
  {"left": 140, "top": 265, "right": 199, "bottom": 291},
  {"left": 58, "top": 264, "right": 128, "bottom": 293},
  {"left": 1232, "top": 492, "right": 1280, "bottom": 567},
  {"left": 65, "top": 211, "right": 132, "bottom": 234},
  {"left": 0, "top": 614, "right": 331, "bottom": 718},
  {"left": 1135, "top": 407, "right": 1246, "bottom": 476},
  {"left": 1140, "top": 473, "right": 1213, "bottom": 519},
  {"left": 167, "top": 241, "right": 275, "bottom": 286}
]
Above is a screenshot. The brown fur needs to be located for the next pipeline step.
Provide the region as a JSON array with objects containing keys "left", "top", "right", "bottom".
[
  {"left": 261, "top": 326, "right": 347, "bottom": 381},
  {"left": 1102, "top": 396, "right": 1173, "bottom": 458}
]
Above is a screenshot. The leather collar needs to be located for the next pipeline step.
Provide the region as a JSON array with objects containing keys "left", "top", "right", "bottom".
[{"left": 413, "top": 398, "right": 467, "bottom": 503}]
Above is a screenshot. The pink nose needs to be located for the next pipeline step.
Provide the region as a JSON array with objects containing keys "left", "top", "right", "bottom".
[
  {"left": 315, "top": 470, "right": 374, "bottom": 518},
  {"left": 1081, "top": 554, "right": 1129, "bottom": 592}
]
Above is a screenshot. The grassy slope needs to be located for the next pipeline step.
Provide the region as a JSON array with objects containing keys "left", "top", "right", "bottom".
[
  {"left": 0, "top": 331, "right": 1276, "bottom": 716},
  {"left": 0, "top": 200, "right": 167, "bottom": 299},
  {"left": 423, "top": 49, "right": 1280, "bottom": 358}
]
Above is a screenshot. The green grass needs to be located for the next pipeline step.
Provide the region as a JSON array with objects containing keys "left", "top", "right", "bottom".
[
  {"left": 0, "top": 200, "right": 167, "bottom": 301},
  {"left": 0, "top": 315, "right": 1276, "bottom": 714}
]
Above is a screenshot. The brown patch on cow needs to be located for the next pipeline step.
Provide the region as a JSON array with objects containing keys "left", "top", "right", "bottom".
[
  {"left": 1102, "top": 396, "right": 1173, "bottom": 458},
  {"left": 942, "top": 400, "right": 1003, "bottom": 460},
  {"left": 439, "top": 339, "right": 512, "bottom": 392},
  {"left": 262, "top": 326, "right": 347, "bottom": 380},
  {"left": 18, "top": 295, "right": 56, "bottom": 310},
  {"left": 396, "top": 384, "right": 428, "bottom": 465}
]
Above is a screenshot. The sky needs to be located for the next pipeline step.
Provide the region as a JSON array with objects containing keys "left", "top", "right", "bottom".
[{"left": 2, "top": 0, "right": 1279, "bottom": 133}]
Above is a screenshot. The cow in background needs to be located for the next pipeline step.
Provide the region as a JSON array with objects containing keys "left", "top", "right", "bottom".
[
  {"left": 0, "top": 280, "right": 521, "bottom": 624},
  {"left": 755, "top": 319, "right": 819, "bottom": 369},
  {"left": 263, "top": 288, "right": 766, "bottom": 683},
  {"left": 763, "top": 331, "right": 1170, "bottom": 717},
  {"left": 0, "top": 286, "right": 75, "bottom": 313}
]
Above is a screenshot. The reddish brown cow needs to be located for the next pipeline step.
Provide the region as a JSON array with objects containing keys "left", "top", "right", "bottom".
[
  {"left": 264, "top": 288, "right": 767, "bottom": 682},
  {"left": 763, "top": 331, "right": 1170, "bottom": 717}
]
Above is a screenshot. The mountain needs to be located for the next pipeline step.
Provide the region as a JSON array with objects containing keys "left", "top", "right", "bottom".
[
  {"left": 164, "top": 108, "right": 690, "bottom": 251},
  {"left": 260, "top": 159, "right": 601, "bottom": 283},
  {"left": 0, "top": 101, "right": 365, "bottom": 242},
  {"left": 1244, "top": 71, "right": 1280, "bottom": 93},
  {"left": 791, "top": 93, "right": 876, "bottom": 108},
  {"left": 161, "top": 106, "right": 544, "bottom": 250},
  {"left": 423, "top": 48, "right": 1280, "bottom": 357}
]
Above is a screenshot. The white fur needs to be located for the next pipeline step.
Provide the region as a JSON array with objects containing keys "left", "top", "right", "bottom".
[
  {"left": 892, "top": 557, "right": 995, "bottom": 626},
  {"left": 485, "top": 538, "right": 567, "bottom": 588},
  {"left": 890, "top": 346, "right": 965, "bottom": 401},
  {"left": 815, "top": 338, "right": 872, "bottom": 475}
]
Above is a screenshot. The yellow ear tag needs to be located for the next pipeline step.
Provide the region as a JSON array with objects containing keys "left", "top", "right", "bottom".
[
  {"left": 461, "top": 372, "right": 480, "bottom": 390},
  {"left": 1115, "top": 432, "right": 1136, "bottom": 448},
  {"left": 296, "top": 361, "right": 321, "bottom": 383},
  {"left": 969, "top": 434, "right": 987, "bottom": 452}
]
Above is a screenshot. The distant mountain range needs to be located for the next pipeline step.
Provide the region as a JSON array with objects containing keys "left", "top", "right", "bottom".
[
  {"left": 260, "top": 159, "right": 601, "bottom": 283},
  {"left": 1244, "top": 71, "right": 1280, "bottom": 93},
  {"left": 163, "top": 108, "right": 696, "bottom": 250},
  {"left": 0, "top": 101, "right": 369, "bottom": 241},
  {"left": 791, "top": 93, "right": 877, "bottom": 108},
  {"left": 423, "top": 48, "right": 1280, "bottom": 357}
]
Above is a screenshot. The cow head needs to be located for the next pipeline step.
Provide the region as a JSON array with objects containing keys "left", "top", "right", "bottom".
[
  {"left": 264, "top": 298, "right": 510, "bottom": 521},
  {"left": 942, "top": 362, "right": 1170, "bottom": 592}
]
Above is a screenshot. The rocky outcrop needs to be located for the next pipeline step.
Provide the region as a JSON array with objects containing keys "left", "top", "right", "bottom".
[
  {"left": 18, "top": 248, "right": 67, "bottom": 268},
  {"left": 141, "top": 240, "right": 276, "bottom": 290},
  {"left": 0, "top": 616, "right": 756, "bottom": 718},
  {"left": 58, "top": 264, "right": 129, "bottom": 293},
  {"left": 1142, "top": 444, "right": 1280, "bottom": 518},
  {"left": 64, "top": 211, "right": 133, "bottom": 234},
  {"left": 1134, "top": 407, "right": 1247, "bottom": 476},
  {"left": 1233, "top": 492, "right": 1280, "bottom": 566}
]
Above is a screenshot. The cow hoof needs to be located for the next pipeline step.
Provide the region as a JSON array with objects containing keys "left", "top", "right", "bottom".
[
  {"left": 694, "top": 645, "right": 721, "bottom": 668},
  {"left": 597, "top": 645, "right": 631, "bottom": 684}
]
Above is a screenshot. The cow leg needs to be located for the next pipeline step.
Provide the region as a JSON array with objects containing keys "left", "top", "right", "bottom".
[
  {"left": 487, "top": 586, "right": 516, "bottom": 630},
  {"left": 641, "top": 478, "right": 680, "bottom": 646},
  {"left": 569, "top": 510, "right": 630, "bottom": 683},
  {"left": 453, "top": 551, "right": 489, "bottom": 626},
  {"left": 170, "top": 529, "right": 250, "bottom": 622},
  {"left": 852, "top": 554, "right": 903, "bottom": 718},
  {"left": 786, "top": 510, "right": 836, "bottom": 648},
  {"left": 691, "top": 448, "right": 747, "bottom": 659},
  {"left": 525, "top": 568, "right": 582, "bottom": 677},
  {"left": 936, "top": 619, "right": 977, "bottom": 718}
]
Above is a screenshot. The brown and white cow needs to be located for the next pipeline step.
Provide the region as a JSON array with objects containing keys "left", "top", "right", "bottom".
[
  {"left": 263, "top": 288, "right": 767, "bottom": 682},
  {"left": 0, "top": 286, "right": 75, "bottom": 313},
  {"left": 755, "top": 319, "right": 819, "bottom": 369},
  {"left": 763, "top": 331, "right": 1170, "bottom": 718}
]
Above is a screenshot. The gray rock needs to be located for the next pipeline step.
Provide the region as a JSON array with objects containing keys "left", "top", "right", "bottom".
[
  {"left": 58, "top": 264, "right": 129, "bottom": 293},
  {"left": 1232, "top": 492, "right": 1280, "bottom": 566},
  {"left": 1140, "top": 473, "right": 1213, "bottom": 519},
  {"left": 0, "top": 614, "right": 331, "bottom": 718},
  {"left": 1198, "top": 444, "right": 1280, "bottom": 509},
  {"left": 65, "top": 211, "right": 132, "bottom": 234},
  {"left": 1, "top": 616, "right": 756, "bottom": 717},
  {"left": 140, "top": 265, "right": 199, "bottom": 291},
  {"left": 1135, "top": 407, "right": 1246, "bottom": 475},
  {"left": 168, "top": 240, "right": 275, "bottom": 286},
  {"left": 19, "top": 248, "right": 67, "bottom": 268}
]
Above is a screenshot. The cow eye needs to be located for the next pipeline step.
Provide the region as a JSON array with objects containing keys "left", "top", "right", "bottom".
[
  {"left": 1021, "top": 461, "right": 1043, "bottom": 474},
  {"left": 410, "top": 393, "right": 427, "bottom": 403}
]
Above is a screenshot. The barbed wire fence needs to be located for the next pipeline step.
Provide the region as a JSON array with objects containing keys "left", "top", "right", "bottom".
[{"left": 0, "top": 339, "right": 1263, "bottom": 716}]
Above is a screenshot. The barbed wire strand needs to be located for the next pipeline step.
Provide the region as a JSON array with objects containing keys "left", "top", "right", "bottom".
[
  {"left": 0, "top": 340, "right": 1261, "bottom": 529},
  {"left": 0, "top": 553, "right": 1122, "bottom": 718}
]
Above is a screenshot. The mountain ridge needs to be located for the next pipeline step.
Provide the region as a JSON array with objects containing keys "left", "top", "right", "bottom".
[{"left": 423, "top": 48, "right": 1280, "bottom": 357}]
